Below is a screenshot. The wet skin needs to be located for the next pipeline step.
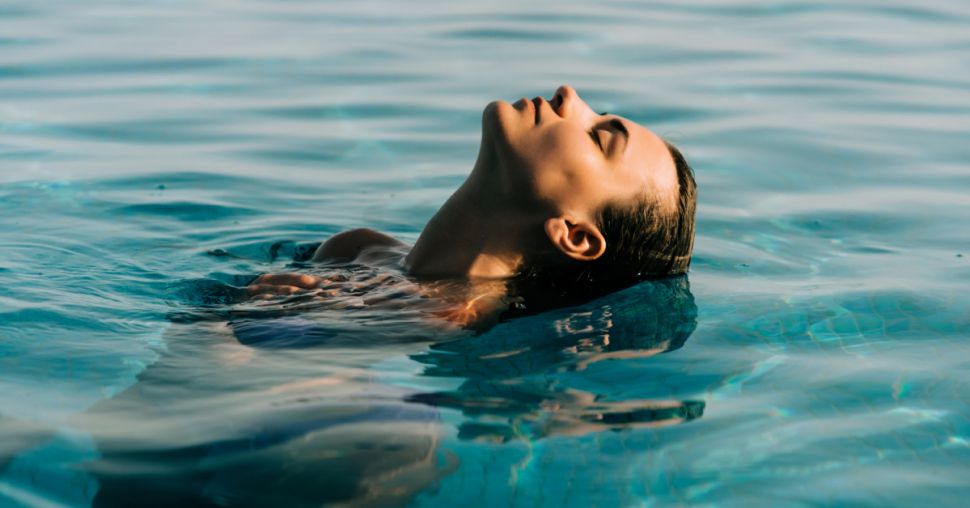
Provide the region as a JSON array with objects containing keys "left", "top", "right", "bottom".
[{"left": 249, "top": 85, "right": 680, "bottom": 326}]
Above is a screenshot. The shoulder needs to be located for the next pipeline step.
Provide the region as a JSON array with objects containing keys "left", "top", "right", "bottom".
[{"left": 311, "top": 228, "right": 406, "bottom": 263}]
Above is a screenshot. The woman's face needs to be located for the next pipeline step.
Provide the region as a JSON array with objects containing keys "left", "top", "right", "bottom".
[{"left": 483, "top": 85, "right": 677, "bottom": 219}]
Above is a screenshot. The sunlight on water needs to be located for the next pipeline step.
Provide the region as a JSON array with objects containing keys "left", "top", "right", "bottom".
[{"left": 1, "top": 0, "right": 969, "bottom": 506}]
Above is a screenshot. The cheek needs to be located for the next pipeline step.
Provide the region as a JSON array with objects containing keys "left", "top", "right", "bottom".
[
  {"left": 495, "top": 124, "right": 609, "bottom": 204},
  {"left": 531, "top": 148, "right": 606, "bottom": 205},
  {"left": 531, "top": 127, "right": 599, "bottom": 169}
]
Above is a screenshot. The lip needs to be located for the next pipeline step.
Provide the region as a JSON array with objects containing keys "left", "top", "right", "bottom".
[
  {"left": 512, "top": 96, "right": 554, "bottom": 125},
  {"left": 531, "top": 96, "right": 545, "bottom": 125}
]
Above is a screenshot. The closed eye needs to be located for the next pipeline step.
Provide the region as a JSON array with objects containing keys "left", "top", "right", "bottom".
[
  {"left": 590, "top": 130, "right": 604, "bottom": 152},
  {"left": 591, "top": 126, "right": 615, "bottom": 155},
  {"left": 591, "top": 114, "right": 624, "bottom": 155}
]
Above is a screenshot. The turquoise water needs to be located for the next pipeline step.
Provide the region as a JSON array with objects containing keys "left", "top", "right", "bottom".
[{"left": 2, "top": 0, "right": 970, "bottom": 506}]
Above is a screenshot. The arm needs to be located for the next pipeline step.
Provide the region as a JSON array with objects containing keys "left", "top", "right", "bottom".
[
  {"left": 248, "top": 229, "right": 404, "bottom": 298},
  {"left": 311, "top": 228, "right": 405, "bottom": 262}
]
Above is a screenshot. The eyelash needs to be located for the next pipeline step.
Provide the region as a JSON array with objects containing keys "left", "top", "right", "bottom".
[
  {"left": 590, "top": 113, "right": 616, "bottom": 153},
  {"left": 590, "top": 130, "right": 604, "bottom": 151}
]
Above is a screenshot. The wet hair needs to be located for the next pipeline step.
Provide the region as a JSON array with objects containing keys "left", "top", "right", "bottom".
[{"left": 506, "top": 141, "right": 696, "bottom": 315}]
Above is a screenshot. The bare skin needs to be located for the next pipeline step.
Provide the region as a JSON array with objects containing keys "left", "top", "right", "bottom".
[{"left": 249, "top": 85, "right": 679, "bottom": 326}]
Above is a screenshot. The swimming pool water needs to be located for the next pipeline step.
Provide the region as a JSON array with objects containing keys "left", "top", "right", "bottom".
[{"left": 2, "top": 0, "right": 969, "bottom": 506}]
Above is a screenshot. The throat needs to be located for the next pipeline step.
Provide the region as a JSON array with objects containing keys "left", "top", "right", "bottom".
[
  {"left": 404, "top": 197, "right": 526, "bottom": 279},
  {"left": 404, "top": 154, "right": 533, "bottom": 280}
]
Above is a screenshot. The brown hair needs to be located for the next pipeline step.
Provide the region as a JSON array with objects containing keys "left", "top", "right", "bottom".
[{"left": 506, "top": 141, "right": 697, "bottom": 314}]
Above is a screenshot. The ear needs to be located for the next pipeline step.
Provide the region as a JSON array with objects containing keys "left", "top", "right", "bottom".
[{"left": 544, "top": 216, "right": 607, "bottom": 262}]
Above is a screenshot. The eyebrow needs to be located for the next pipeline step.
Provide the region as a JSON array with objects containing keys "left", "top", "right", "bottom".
[{"left": 611, "top": 118, "right": 629, "bottom": 138}]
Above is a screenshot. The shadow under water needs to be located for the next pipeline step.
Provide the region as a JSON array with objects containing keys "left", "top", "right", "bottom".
[{"left": 76, "top": 270, "right": 700, "bottom": 507}]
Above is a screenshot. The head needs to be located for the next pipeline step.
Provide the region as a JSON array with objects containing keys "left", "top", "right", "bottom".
[{"left": 478, "top": 85, "right": 697, "bottom": 309}]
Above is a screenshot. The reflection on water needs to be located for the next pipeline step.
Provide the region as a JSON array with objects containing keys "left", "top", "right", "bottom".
[
  {"left": 409, "top": 277, "right": 702, "bottom": 440},
  {"left": 74, "top": 276, "right": 699, "bottom": 506},
  {"left": 3, "top": 0, "right": 970, "bottom": 504}
]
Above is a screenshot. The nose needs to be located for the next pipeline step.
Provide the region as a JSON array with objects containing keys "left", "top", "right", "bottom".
[
  {"left": 552, "top": 85, "right": 594, "bottom": 120},
  {"left": 553, "top": 84, "right": 575, "bottom": 102}
]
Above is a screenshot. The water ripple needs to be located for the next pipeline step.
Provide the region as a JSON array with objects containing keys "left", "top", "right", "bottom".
[{"left": 2, "top": 0, "right": 969, "bottom": 505}]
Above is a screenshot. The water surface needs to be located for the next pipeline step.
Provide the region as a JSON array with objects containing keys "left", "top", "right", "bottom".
[{"left": 2, "top": 0, "right": 970, "bottom": 506}]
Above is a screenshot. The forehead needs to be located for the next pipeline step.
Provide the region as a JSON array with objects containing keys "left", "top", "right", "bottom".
[{"left": 624, "top": 120, "right": 678, "bottom": 210}]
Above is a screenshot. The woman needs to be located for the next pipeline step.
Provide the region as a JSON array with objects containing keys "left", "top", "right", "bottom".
[
  {"left": 247, "top": 85, "right": 697, "bottom": 327},
  {"left": 76, "top": 87, "right": 698, "bottom": 506}
]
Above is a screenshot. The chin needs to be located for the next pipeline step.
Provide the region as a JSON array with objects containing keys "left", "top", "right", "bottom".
[
  {"left": 481, "top": 100, "right": 505, "bottom": 131},
  {"left": 482, "top": 100, "right": 518, "bottom": 145},
  {"left": 483, "top": 99, "right": 503, "bottom": 118}
]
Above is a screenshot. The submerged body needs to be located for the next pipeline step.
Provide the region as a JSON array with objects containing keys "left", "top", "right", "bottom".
[{"left": 246, "top": 228, "right": 509, "bottom": 329}]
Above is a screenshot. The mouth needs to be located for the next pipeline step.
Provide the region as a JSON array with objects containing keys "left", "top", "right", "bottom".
[{"left": 512, "top": 95, "right": 559, "bottom": 125}]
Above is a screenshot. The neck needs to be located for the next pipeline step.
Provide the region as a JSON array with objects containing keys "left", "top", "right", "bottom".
[{"left": 405, "top": 149, "right": 532, "bottom": 279}]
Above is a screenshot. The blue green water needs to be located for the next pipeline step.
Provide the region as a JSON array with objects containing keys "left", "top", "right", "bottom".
[{"left": 2, "top": 0, "right": 970, "bottom": 506}]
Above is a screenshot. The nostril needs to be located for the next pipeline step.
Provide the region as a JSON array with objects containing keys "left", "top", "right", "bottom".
[{"left": 552, "top": 93, "right": 563, "bottom": 114}]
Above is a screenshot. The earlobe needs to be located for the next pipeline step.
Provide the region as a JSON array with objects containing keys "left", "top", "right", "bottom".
[{"left": 544, "top": 217, "right": 607, "bottom": 262}]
